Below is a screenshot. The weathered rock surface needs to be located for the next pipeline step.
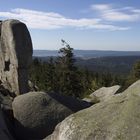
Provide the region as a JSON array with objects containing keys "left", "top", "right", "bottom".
[
  {"left": 0, "top": 19, "right": 33, "bottom": 95},
  {"left": 12, "top": 92, "right": 90, "bottom": 140},
  {"left": 83, "top": 85, "right": 120, "bottom": 104},
  {"left": 0, "top": 108, "right": 14, "bottom": 140},
  {"left": 46, "top": 80, "right": 140, "bottom": 140},
  {"left": 90, "top": 85, "right": 120, "bottom": 102}
]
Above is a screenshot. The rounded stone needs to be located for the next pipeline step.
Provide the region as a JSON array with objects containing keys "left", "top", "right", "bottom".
[{"left": 12, "top": 92, "right": 73, "bottom": 140}]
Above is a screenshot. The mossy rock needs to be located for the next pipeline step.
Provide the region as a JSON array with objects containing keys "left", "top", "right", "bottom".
[
  {"left": 12, "top": 92, "right": 90, "bottom": 140},
  {"left": 46, "top": 80, "right": 140, "bottom": 140}
]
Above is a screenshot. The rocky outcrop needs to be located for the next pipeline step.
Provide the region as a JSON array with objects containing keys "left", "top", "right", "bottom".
[
  {"left": 1, "top": 19, "right": 140, "bottom": 140},
  {"left": 13, "top": 91, "right": 64, "bottom": 140},
  {"left": 0, "top": 19, "right": 33, "bottom": 140},
  {"left": 0, "top": 19, "right": 33, "bottom": 95},
  {"left": 83, "top": 85, "right": 120, "bottom": 103},
  {"left": 12, "top": 92, "right": 90, "bottom": 140},
  {"left": 46, "top": 80, "right": 140, "bottom": 140},
  {"left": 0, "top": 19, "right": 90, "bottom": 140}
]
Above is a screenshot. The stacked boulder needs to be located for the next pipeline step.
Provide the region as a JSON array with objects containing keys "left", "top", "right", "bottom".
[
  {"left": 1, "top": 19, "right": 140, "bottom": 140},
  {"left": 0, "top": 19, "right": 33, "bottom": 140},
  {"left": 0, "top": 19, "right": 90, "bottom": 140}
]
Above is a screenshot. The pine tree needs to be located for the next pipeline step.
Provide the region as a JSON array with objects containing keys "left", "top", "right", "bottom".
[
  {"left": 44, "top": 57, "right": 57, "bottom": 92},
  {"left": 56, "top": 39, "right": 83, "bottom": 97},
  {"left": 133, "top": 60, "right": 140, "bottom": 79}
]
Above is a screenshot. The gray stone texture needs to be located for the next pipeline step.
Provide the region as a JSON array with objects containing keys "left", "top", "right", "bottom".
[
  {"left": 45, "top": 80, "right": 140, "bottom": 140},
  {"left": 12, "top": 92, "right": 73, "bottom": 140},
  {"left": 0, "top": 19, "right": 33, "bottom": 95}
]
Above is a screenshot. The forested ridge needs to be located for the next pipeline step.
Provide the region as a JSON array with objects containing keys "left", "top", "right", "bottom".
[
  {"left": 35, "top": 55, "right": 140, "bottom": 75},
  {"left": 29, "top": 40, "right": 140, "bottom": 98}
]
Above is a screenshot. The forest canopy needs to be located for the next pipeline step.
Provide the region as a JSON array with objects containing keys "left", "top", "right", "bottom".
[{"left": 29, "top": 40, "right": 140, "bottom": 98}]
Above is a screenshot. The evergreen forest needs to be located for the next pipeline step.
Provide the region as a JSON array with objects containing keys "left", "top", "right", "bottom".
[{"left": 29, "top": 40, "right": 140, "bottom": 98}]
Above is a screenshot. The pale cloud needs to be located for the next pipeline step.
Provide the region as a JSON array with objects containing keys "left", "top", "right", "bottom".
[
  {"left": 91, "top": 4, "right": 140, "bottom": 22},
  {"left": 0, "top": 8, "right": 129, "bottom": 31},
  {"left": 91, "top": 4, "right": 111, "bottom": 11}
]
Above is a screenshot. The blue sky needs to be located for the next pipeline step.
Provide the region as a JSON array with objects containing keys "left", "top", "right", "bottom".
[{"left": 0, "top": 0, "right": 140, "bottom": 51}]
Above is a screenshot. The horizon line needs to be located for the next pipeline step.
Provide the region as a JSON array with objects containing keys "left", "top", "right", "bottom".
[{"left": 33, "top": 49, "right": 140, "bottom": 52}]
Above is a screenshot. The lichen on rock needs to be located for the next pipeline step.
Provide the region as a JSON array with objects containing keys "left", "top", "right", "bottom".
[{"left": 45, "top": 80, "right": 140, "bottom": 140}]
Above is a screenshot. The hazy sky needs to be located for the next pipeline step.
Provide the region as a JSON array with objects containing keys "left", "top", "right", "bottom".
[{"left": 0, "top": 0, "right": 140, "bottom": 51}]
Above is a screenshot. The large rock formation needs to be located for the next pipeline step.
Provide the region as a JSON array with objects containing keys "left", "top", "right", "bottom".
[
  {"left": 0, "top": 19, "right": 33, "bottom": 95},
  {"left": 0, "top": 19, "right": 90, "bottom": 140},
  {"left": 1, "top": 19, "right": 140, "bottom": 140},
  {"left": 13, "top": 92, "right": 59, "bottom": 140},
  {"left": 12, "top": 92, "right": 90, "bottom": 140},
  {"left": 46, "top": 80, "right": 140, "bottom": 140}
]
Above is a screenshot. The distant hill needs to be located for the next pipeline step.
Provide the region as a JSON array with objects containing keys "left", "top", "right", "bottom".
[
  {"left": 33, "top": 49, "right": 140, "bottom": 75},
  {"left": 33, "top": 50, "right": 140, "bottom": 58},
  {"left": 76, "top": 56, "right": 140, "bottom": 75},
  {"left": 34, "top": 55, "right": 140, "bottom": 75}
]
